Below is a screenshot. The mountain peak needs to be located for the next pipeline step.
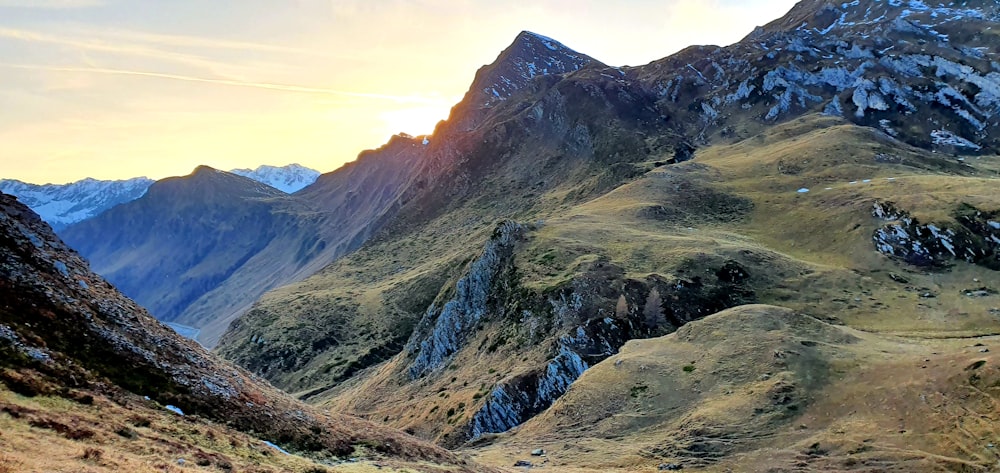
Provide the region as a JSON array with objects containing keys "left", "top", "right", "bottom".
[
  {"left": 191, "top": 164, "right": 220, "bottom": 175},
  {"left": 463, "top": 30, "right": 602, "bottom": 109},
  {"left": 514, "top": 30, "right": 565, "bottom": 49},
  {"left": 229, "top": 163, "right": 321, "bottom": 194}
]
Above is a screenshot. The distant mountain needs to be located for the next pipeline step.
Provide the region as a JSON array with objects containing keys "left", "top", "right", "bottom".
[
  {"left": 1, "top": 163, "right": 321, "bottom": 231},
  {"left": 60, "top": 166, "right": 314, "bottom": 346},
  {"left": 61, "top": 148, "right": 424, "bottom": 347},
  {"left": 0, "top": 190, "right": 477, "bottom": 471},
  {"left": 0, "top": 177, "right": 153, "bottom": 231},
  {"left": 229, "top": 163, "right": 321, "bottom": 193}
]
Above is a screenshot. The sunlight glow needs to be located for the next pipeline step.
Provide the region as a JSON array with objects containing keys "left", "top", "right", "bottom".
[{"left": 377, "top": 103, "right": 454, "bottom": 138}]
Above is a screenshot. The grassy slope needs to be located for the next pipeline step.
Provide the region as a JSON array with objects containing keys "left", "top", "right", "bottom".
[
  {"left": 320, "top": 114, "right": 1000, "bottom": 469},
  {"left": 225, "top": 110, "right": 1000, "bottom": 468},
  {"left": 0, "top": 385, "right": 476, "bottom": 473},
  {"left": 461, "top": 115, "right": 1000, "bottom": 470},
  {"left": 471, "top": 305, "right": 1000, "bottom": 472}
]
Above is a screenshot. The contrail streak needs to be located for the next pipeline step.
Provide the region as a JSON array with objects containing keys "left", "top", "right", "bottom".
[{"left": 0, "top": 63, "right": 443, "bottom": 104}]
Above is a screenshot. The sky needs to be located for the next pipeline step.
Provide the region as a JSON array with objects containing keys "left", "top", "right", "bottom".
[{"left": 0, "top": 0, "right": 799, "bottom": 185}]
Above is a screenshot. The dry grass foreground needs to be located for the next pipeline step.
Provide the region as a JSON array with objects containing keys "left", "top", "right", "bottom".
[{"left": 0, "top": 382, "right": 482, "bottom": 473}]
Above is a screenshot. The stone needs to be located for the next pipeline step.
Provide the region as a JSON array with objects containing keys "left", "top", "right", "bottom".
[
  {"left": 531, "top": 449, "right": 545, "bottom": 456},
  {"left": 659, "top": 463, "right": 683, "bottom": 471},
  {"left": 514, "top": 460, "right": 533, "bottom": 467}
]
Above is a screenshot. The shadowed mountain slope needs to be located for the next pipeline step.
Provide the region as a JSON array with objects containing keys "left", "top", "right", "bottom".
[
  {"left": 61, "top": 142, "right": 426, "bottom": 347},
  {"left": 0, "top": 191, "right": 491, "bottom": 472}
]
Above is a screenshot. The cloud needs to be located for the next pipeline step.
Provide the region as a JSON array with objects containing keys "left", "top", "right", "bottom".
[
  {"left": 0, "top": 63, "right": 448, "bottom": 104},
  {"left": 0, "top": 0, "right": 105, "bottom": 8},
  {"left": 0, "top": 25, "right": 361, "bottom": 83},
  {"left": 0, "top": 27, "right": 246, "bottom": 77},
  {"left": 85, "top": 28, "right": 349, "bottom": 59}
]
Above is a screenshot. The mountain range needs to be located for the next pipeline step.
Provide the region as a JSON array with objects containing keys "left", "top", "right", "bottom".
[
  {"left": 0, "top": 177, "right": 154, "bottom": 232},
  {"left": 5, "top": 1, "right": 1000, "bottom": 471},
  {"left": 0, "top": 163, "right": 320, "bottom": 232}
]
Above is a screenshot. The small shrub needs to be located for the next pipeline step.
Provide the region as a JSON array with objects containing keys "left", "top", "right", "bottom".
[
  {"left": 129, "top": 415, "right": 151, "bottom": 428},
  {"left": 115, "top": 426, "right": 138, "bottom": 439},
  {"left": 81, "top": 447, "right": 103, "bottom": 461},
  {"left": 446, "top": 408, "right": 456, "bottom": 417},
  {"left": 629, "top": 384, "right": 649, "bottom": 398},
  {"left": 682, "top": 365, "right": 696, "bottom": 373},
  {"left": 73, "top": 393, "right": 95, "bottom": 405}
]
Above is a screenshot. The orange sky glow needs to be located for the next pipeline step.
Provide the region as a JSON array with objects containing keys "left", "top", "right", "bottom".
[{"left": 0, "top": 0, "right": 798, "bottom": 184}]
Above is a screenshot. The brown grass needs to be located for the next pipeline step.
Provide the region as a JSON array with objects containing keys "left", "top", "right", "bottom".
[{"left": 0, "top": 386, "right": 475, "bottom": 473}]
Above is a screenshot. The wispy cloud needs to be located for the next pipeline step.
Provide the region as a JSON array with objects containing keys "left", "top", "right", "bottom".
[
  {"left": 0, "top": 27, "right": 249, "bottom": 78},
  {"left": 0, "top": 26, "right": 361, "bottom": 82},
  {"left": 86, "top": 28, "right": 350, "bottom": 59},
  {"left": 0, "top": 0, "right": 105, "bottom": 8},
  {"left": 0, "top": 63, "right": 446, "bottom": 104}
]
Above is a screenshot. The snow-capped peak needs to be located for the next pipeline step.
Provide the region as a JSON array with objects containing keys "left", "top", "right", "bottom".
[
  {"left": 228, "top": 163, "right": 321, "bottom": 194},
  {"left": 0, "top": 177, "right": 154, "bottom": 231}
]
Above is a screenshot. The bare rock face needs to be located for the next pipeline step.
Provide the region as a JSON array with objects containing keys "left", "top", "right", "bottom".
[
  {"left": 872, "top": 201, "right": 1000, "bottom": 269},
  {"left": 407, "top": 221, "right": 525, "bottom": 378},
  {"left": 635, "top": 0, "right": 1000, "bottom": 154}
]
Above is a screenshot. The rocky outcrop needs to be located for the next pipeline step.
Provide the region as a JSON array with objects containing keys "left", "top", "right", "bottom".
[
  {"left": 872, "top": 201, "right": 1000, "bottom": 269},
  {"left": 469, "top": 316, "right": 628, "bottom": 437},
  {"left": 633, "top": 0, "right": 1000, "bottom": 154},
  {"left": 407, "top": 221, "right": 524, "bottom": 378},
  {"left": 461, "top": 259, "right": 756, "bottom": 440}
]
